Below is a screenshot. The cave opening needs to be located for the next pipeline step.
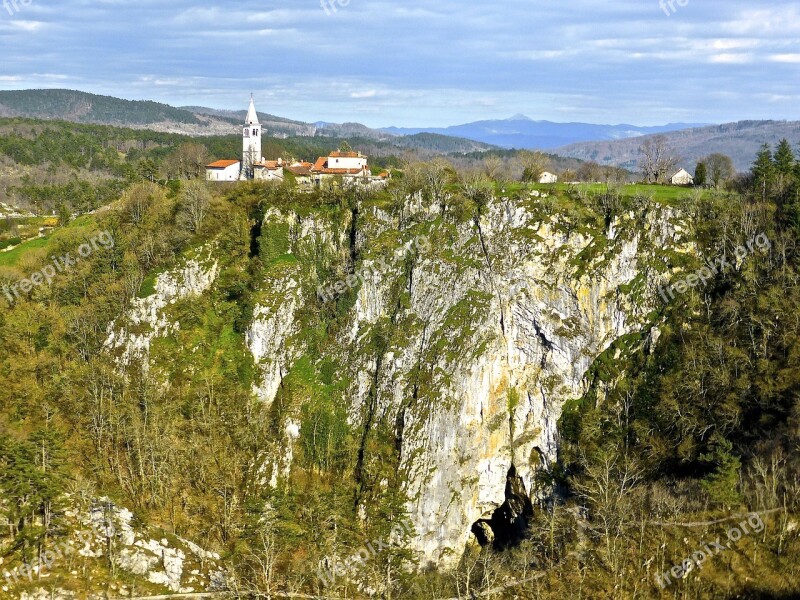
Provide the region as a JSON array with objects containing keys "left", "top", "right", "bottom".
[
  {"left": 248, "top": 218, "right": 263, "bottom": 259},
  {"left": 470, "top": 464, "right": 534, "bottom": 551}
]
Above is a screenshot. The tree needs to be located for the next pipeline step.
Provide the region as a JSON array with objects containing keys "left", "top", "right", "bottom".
[
  {"left": 164, "top": 142, "right": 209, "bottom": 180},
  {"left": 694, "top": 162, "right": 707, "bottom": 187},
  {"left": 639, "top": 136, "right": 678, "bottom": 184},
  {"left": 700, "top": 437, "right": 742, "bottom": 508},
  {"left": 56, "top": 201, "right": 71, "bottom": 227},
  {"left": 774, "top": 138, "right": 795, "bottom": 177},
  {"left": 517, "top": 151, "right": 550, "bottom": 183},
  {"left": 179, "top": 181, "right": 213, "bottom": 234},
  {"left": 577, "top": 161, "right": 603, "bottom": 183},
  {"left": 704, "top": 153, "right": 735, "bottom": 189},
  {"left": 0, "top": 429, "right": 68, "bottom": 563},
  {"left": 773, "top": 139, "right": 795, "bottom": 196},
  {"left": 137, "top": 158, "right": 158, "bottom": 183},
  {"left": 338, "top": 141, "right": 353, "bottom": 153},
  {"left": 482, "top": 155, "right": 507, "bottom": 181},
  {"left": 752, "top": 144, "right": 774, "bottom": 201}
]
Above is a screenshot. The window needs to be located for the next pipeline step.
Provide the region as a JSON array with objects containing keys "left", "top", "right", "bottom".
[
  {"left": 243, "top": 128, "right": 249, "bottom": 137},
  {"left": 253, "top": 129, "right": 258, "bottom": 136}
]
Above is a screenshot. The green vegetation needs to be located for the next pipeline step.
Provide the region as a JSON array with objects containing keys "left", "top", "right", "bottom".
[
  {"left": 0, "top": 235, "right": 49, "bottom": 266},
  {"left": 0, "top": 139, "right": 799, "bottom": 598}
]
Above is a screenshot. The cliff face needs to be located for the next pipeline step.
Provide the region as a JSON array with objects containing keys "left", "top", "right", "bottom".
[
  {"left": 243, "top": 193, "right": 684, "bottom": 568},
  {"left": 109, "top": 191, "right": 686, "bottom": 570}
]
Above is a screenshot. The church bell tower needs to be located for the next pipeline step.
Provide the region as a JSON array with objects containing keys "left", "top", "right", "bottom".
[{"left": 241, "top": 94, "right": 262, "bottom": 179}]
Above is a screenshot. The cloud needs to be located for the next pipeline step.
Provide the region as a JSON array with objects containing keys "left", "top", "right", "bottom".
[{"left": 0, "top": 0, "right": 797, "bottom": 126}]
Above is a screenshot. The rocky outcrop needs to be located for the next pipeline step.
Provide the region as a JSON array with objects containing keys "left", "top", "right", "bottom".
[
  {"left": 105, "top": 245, "right": 219, "bottom": 366},
  {"left": 2, "top": 496, "right": 226, "bottom": 598}
]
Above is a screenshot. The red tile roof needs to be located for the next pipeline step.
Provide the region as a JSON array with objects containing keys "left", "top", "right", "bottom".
[
  {"left": 255, "top": 160, "right": 281, "bottom": 170},
  {"left": 329, "top": 151, "right": 361, "bottom": 158},
  {"left": 312, "top": 157, "right": 327, "bottom": 172},
  {"left": 206, "top": 159, "right": 240, "bottom": 169},
  {"left": 286, "top": 165, "right": 311, "bottom": 176}
]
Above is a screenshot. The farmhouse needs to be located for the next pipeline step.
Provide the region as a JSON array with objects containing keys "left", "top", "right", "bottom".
[
  {"left": 539, "top": 171, "right": 558, "bottom": 184},
  {"left": 670, "top": 168, "right": 694, "bottom": 186}
]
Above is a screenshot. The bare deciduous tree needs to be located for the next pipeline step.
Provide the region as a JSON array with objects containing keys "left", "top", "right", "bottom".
[
  {"left": 640, "top": 136, "right": 678, "bottom": 183},
  {"left": 703, "top": 153, "right": 735, "bottom": 188},
  {"left": 517, "top": 150, "right": 551, "bottom": 183},
  {"left": 179, "top": 181, "right": 212, "bottom": 234}
]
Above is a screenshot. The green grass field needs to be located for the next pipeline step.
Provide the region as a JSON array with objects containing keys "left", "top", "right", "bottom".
[
  {"left": 530, "top": 182, "right": 702, "bottom": 202},
  {"left": 0, "top": 215, "right": 99, "bottom": 268},
  {"left": 0, "top": 236, "right": 50, "bottom": 267}
]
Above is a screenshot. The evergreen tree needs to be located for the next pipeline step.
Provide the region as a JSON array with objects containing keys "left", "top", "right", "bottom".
[
  {"left": 700, "top": 437, "right": 742, "bottom": 508},
  {"left": 774, "top": 138, "right": 795, "bottom": 176},
  {"left": 752, "top": 143, "right": 774, "bottom": 201},
  {"left": 0, "top": 430, "right": 68, "bottom": 561},
  {"left": 694, "top": 162, "right": 707, "bottom": 187}
]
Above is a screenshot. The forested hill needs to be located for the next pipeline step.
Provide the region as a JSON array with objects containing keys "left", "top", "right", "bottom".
[
  {"left": 0, "top": 89, "right": 203, "bottom": 125},
  {"left": 556, "top": 120, "right": 800, "bottom": 171}
]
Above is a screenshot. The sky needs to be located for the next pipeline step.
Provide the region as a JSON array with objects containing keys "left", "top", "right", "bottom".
[{"left": 0, "top": 0, "right": 799, "bottom": 128}]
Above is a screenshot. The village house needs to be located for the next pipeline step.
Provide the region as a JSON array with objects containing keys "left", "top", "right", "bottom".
[
  {"left": 205, "top": 160, "right": 241, "bottom": 182},
  {"left": 254, "top": 159, "right": 284, "bottom": 181},
  {"left": 670, "top": 168, "right": 694, "bottom": 186}
]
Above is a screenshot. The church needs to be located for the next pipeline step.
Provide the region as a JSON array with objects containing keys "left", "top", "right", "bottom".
[
  {"left": 205, "top": 96, "right": 262, "bottom": 182},
  {"left": 205, "top": 97, "right": 389, "bottom": 188}
]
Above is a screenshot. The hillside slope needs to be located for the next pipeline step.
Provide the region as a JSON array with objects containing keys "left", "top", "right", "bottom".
[{"left": 555, "top": 120, "right": 800, "bottom": 171}]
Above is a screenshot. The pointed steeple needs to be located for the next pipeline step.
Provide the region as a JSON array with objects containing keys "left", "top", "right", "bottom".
[{"left": 245, "top": 94, "right": 259, "bottom": 125}]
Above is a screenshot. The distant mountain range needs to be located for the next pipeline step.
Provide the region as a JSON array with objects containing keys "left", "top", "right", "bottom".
[
  {"left": 555, "top": 120, "right": 800, "bottom": 172},
  {"left": 2, "top": 90, "right": 797, "bottom": 170},
  {"left": 0, "top": 89, "right": 495, "bottom": 154},
  {"left": 381, "top": 115, "right": 707, "bottom": 149}
]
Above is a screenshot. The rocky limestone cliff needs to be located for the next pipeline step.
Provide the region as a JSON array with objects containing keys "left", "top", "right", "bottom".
[
  {"left": 242, "top": 193, "right": 685, "bottom": 568},
  {"left": 107, "top": 191, "right": 688, "bottom": 571}
]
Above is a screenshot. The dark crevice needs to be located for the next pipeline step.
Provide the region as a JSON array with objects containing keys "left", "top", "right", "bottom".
[
  {"left": 474, "top": 216, "right": 506, "bottom": 337},
  {"left": 249, "top": 217, "right": 263, "bottom": 259},
  {"left": 470, "top": 465, "right": 534, "bottom": 551},
  {"left": 394, "top": 408, "right": 405, "bottom": 455},
  {"left": 354, "top": 351, "right": 383, "bottom": 509},
  {"left": 348, "top": 205, "right": 359, "bottom": 270},
  {"left": 532, "top": 318, "right": 554, "bottom": 368}
]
